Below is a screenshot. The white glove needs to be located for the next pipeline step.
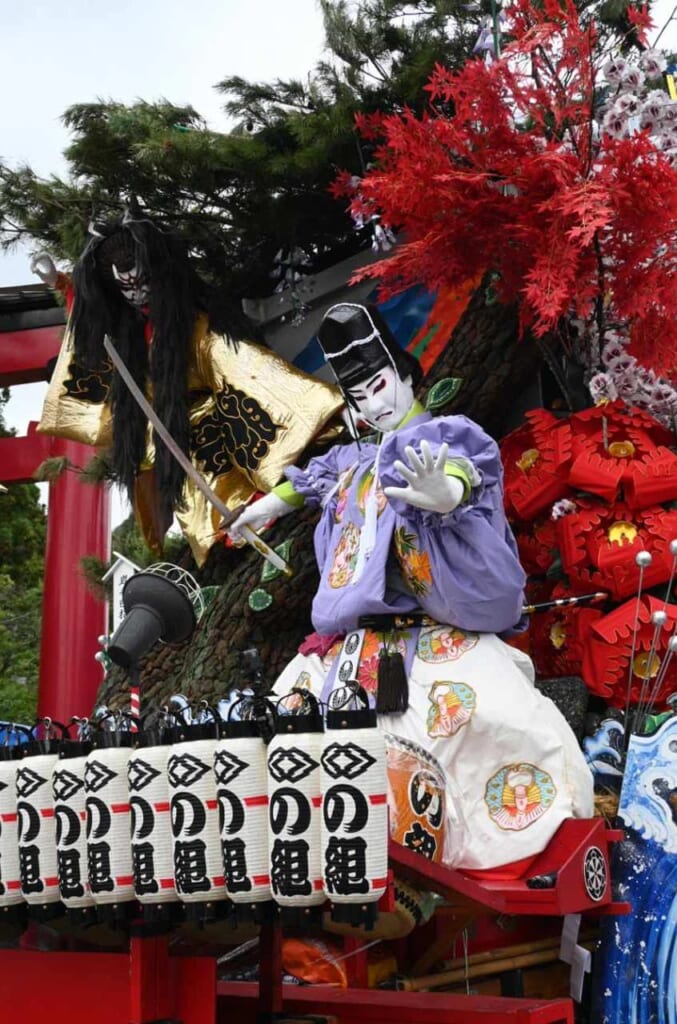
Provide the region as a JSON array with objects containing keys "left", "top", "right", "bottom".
[
  {"left": 30, "top": 252, "right": 58, "bottom": 287},
  {"left": 383, "top": 440, "right": 465, "bottom": 514},
  {"left": 226, "top": 492, "right": 294, "bottom": 544}
]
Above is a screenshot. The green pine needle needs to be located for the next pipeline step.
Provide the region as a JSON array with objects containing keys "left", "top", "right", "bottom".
[{"left": 33, "top": 456, "right": 72, "bottom": 482}]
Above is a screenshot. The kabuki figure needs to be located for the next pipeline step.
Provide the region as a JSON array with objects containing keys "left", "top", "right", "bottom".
[
  {"left": 33, "top": 210, "right": 342, "bottom": 562},
  {"left": 229, "top": 303, "right": 593, "bottom": 872}
]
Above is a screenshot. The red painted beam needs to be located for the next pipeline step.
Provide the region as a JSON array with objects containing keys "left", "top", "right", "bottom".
[
  {"left": 217, "top": 982, "right": 574, "bottom": 1023},
  {"left": 0, "top": 325, "right": 64, "bottom": 386},
  {"left": 387, "top": 819, "right": 621, "bottom": 917},
  {"left": 0, "top": 951, "right": 128, "bottom": 1024},
  {"left": 0, "top": 948, "right": 215, "bottom": 1024},
  {"left": 0, "top": 423, "right": 52, "bottom": 484}
]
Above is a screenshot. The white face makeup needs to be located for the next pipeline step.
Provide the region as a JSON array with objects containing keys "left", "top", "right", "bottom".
[
  {"left": 112, "top": 262, "right": 150, "bottom": 309},
  {"left": 346, "top": 367, "right": 414, "bottom": 432}
]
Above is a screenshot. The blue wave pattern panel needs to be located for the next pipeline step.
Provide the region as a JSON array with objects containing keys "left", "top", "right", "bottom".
[{"left": 593, "top": 714, "right": 677, "bottom": 1024}]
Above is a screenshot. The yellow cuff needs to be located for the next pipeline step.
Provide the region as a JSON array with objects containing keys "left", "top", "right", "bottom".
[
  {"left": 444, "top": 463, "right": 472, "bottom": 503},
  {"left": 273, "top": 480, "right": 306, "bottom": 508}
]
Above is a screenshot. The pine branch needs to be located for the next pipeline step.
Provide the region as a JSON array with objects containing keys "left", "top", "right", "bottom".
[
  {"left": 79, "top": 556, "right": 110, "bottom": 601},
  {"left": 33, "top": 457, "right": 72, "bottom": 482},
  {"left": 79, "top": 452, "right": 115, "bottom": 485}
]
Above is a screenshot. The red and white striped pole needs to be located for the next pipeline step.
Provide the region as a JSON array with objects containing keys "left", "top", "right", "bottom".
[
  {"left": 130, "top": 687, "right": 140, "bottom": 731},
  {"left": 129, "top": 666, "right": 141, "bottom": 732}
]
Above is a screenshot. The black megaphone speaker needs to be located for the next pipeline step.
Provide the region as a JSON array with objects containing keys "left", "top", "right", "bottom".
[{"left": 107, "top": 562, "right": 205, "bottom": 670}]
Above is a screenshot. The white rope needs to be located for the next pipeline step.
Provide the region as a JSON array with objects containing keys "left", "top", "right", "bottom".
[{"left": 320, "top": 304, "right": 382, "bottom": 358}]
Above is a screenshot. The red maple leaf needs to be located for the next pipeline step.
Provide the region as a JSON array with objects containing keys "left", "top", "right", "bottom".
[
  {"left": 625, "top": 3, "right": 654, "bottom": 46},
  {"left": 336, "top": 0, "right": 677, "bottom": 374}
]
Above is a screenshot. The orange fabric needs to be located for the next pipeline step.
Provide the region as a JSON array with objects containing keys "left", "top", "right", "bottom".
[
  {"left": 282, "top": 937, "right": 395, "bottom": 988},
  {"left": 387, "top": 740, "right": 446, "bottom": 863},
  {"left": 282, "top": 937, "right": 347, "bottom": 987},
  {"left": 407, "top": 276, "right": 482, "bottom": 374},
  {"left": 55, "top": 271, "right": 74, "bottom": 315}
]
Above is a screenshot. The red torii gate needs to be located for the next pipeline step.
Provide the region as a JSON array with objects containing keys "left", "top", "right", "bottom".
[{"left": 0, "top": 283, "right": 110, "bottom": 721}]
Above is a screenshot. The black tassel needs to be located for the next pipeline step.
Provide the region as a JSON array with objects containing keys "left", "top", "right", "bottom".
[{"left": 376, "top": 649, "right": 408, "bottom": 715}]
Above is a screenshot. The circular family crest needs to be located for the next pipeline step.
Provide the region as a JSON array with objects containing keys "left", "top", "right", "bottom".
[
  {"left": 344, "top": 632, "right": 361, "bottom": 656},
  {"left": 583, "top": 846, "right": 607, "bottom": 902}
]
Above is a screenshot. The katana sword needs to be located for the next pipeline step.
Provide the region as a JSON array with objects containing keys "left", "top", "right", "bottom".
[{"left": 104, "top": 337, "right": 293, "bottom": 577}]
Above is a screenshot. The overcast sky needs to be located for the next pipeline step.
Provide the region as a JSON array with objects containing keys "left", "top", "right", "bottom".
[
  {"left": 1, "top": 0, "right": 675, "bottom": 523},
  {"left": 0, "top": 0, "right": 327, "bottom": 523}
]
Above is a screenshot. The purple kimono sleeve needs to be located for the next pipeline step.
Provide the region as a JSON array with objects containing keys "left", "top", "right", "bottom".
[
  {"left": 381, "top": 415, "right": 526, "bottom": 633},
  {"left": 380, "top": 414, "right": 503, "bottom": 518},
  {"left": 284, "top": 442, "right": 359, "bottom": 508}
]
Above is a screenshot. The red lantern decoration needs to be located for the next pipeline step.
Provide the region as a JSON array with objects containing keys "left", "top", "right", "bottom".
[
  {"left": 556, "top": 501, "right": 677, "bottom": 601},
  {"left": 502, "top": 410, "right": 573, "bottom": 521},
  {"left": 530, "top": 584, "right": 605, "bottom": 678},
  {"left": 567, "top": 402, "right": 677, "bottom": 508},
  {"left": 582, "top": 595, "right": 677, "bottom": 708}
]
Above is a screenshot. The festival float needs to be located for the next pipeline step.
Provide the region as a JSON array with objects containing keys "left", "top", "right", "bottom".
[{"left": 0, "top": 1, "right": 675, "bottom": 1021}]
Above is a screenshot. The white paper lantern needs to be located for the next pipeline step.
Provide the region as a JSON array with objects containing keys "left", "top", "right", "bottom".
[
  {"left": 52, "top": 749, "right": 94, "bottom": 910},
  {"left": 167, "top": 732, "right": 227, "bottom": 906},
  {"left": 321, "top": 704, "right": 389, "bottom": 927},
  {"left": 267, "top": 697, "right": 325, "bottom": 911},
  {"left": 0, "top": 750, "right": 23, "bottom": 908},
  {"left": 16, "top": 750, "right": 61, "bottom": 906},
  {"left": 128, "top": 740, "right": 176, "bottom": 905},
  {"left": 84, "top": 742, "right": 135, "bottom": 906},
  {"left": 214, "top": 720, "right": 271, "bottom": 906}
]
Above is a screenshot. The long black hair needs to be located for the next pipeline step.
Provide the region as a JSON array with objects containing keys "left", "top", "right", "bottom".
[{"left": 70, "top": 214, "right": 250, "bottom": 525}]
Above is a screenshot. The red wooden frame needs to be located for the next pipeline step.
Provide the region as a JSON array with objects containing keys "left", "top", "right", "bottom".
[
  {"left": 0, "top": 426, "right": 110, "bottom": 720},
  {"left": 218, "top": 978, "right": 575, "bottom": 1023},
  {"left": 0, "top": 938, "right": 215, "bottom": 1024},
  {"left": 0, "top": 819, "right": 622, "bottom": 1024},
  {"left": 0, "top": 303, "right": 111, "bottom": 721}
]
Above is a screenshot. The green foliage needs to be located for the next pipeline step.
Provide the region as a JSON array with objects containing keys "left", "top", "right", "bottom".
[
  {"left": 112, "top": 515, "right": 187, "bottom": 569},
  {"left": 0, "top": 391, "right": 46, "bottom": 723},
  {"left": 0, "top": 679, "right": 39, "bottom": 727},
  {"left": 0, "top": 0, "right": 651, "bottom": 299},
  {"left": 33, "top": 455, "right": 72, "bottom": 482},
  {"left": 111, "top": 515, "right": 158, "bottom": 568},
  {"left": 79, "top": 451, "right": 115, "bottom": 485},
  {"left": 79, "top": 555, "right": 110, "bottom": 601},
  {"left": 0, "top": 2, "right": 486, "bottom": 298}
]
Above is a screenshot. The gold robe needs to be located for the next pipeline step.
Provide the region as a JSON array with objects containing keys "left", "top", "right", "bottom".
[{"left": 39, "top": 312, "right": 343, "bottom": 564}]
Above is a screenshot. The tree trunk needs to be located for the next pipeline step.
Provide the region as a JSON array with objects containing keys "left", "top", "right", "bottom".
[
  {"left": 99, "top": 295, "right": 538, "bottom": 710},
  {"left": 421, "top": 289, "right": 540, "bottom": 438}
]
